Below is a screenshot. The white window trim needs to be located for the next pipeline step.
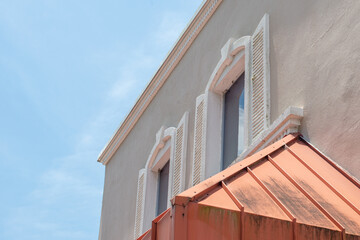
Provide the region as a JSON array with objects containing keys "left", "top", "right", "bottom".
[
  {"left": 137, "top": 112, "right": 189, "bottom": 233},
  {"left": 200, "top": 36, "right": 252, "bottom": 179},
  {"left": 191, "top": 14, "right": 273, "bottom": 183},
  {"left": 142, "top": 126, "right": 175, "bottom": 231}
]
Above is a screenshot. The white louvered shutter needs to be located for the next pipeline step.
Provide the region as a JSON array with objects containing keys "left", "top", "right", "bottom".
[
  {"left": 134, "top": 169, "right": 146, "bottom": 239},
  {"left": 171, "top": 112, "right": 188, "bottom": 197},
  {"left": 250, "top": 14, "right": 270, "bottom": 143},
  {"left": 192, "top": 94, "right": 207, "bottom": 186}
]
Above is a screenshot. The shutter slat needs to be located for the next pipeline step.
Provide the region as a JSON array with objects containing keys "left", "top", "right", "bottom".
[
  {"left": 192, "top": 94, "right": 206, "bottom": 186},
  {"left": 252, "top": 86, "right": 264, "bottom": 98},
  {"left": 134, "top": 169, "right": 146, "bottom": 239},
  {"left": 172, "top": 112, "right": 188, "bottom": 197},
  {"left": 250, "top": 14, "right": 270, "bottom": 143},
  {"left": 172, "top": 125, "right": 183, "bottom": 195}
]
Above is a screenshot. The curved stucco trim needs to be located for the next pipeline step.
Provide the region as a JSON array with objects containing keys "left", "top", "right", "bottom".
[
  {"left": 98, "top": 0, "right": 223, "bottom": 165},
  {"left": 195, "top": 35, "right": 252, "bottom": 180},
  {"left": 206, "top": 36, "right": 250, "bottom": 93},
  {"left": 145, "top": 126, "right": 176, "bottom": 170}
]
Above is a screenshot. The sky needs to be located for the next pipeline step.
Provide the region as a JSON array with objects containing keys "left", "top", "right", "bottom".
[{"left": 0, "top": 0, "right": 203, "bottom": 239}]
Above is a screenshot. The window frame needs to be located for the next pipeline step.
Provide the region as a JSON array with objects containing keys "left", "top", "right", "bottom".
[
  {"left": 142, "top": 126, "right": 175, "bottom": 231},
  {"left": 156, "top": 159, "right": 170, "bottom": 215},
  {"left": 191, "top": 14, "right": 271, "bottom": 184},
  {"left": 136, "top": 112, "right": 189, "bottom": 234},
  {"left": 222, "top": 72, "right": 246, "bottom": 169},
  {"left": 202, "top": 36, "right": 252, "bottom": 177}
]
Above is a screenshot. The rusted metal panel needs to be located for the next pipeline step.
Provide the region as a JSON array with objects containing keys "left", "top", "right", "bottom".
[
  {"left": 156, "top": 209, "right": 171, "bottom": 240},
  {"left": 271, "top": 145, "right": 360, "bottom": 235},
  {"left": 187, "top": 202, "right": 241, "bottom": 240},
  {"left": 138, "top": 134, "right": 360, "bottom": 240},
  {"left": 226, "top": 169, "right": 289, "bottom": 220},
  {"left": 252, "top": 158, "right": 338, "bottom": 229},
  {"left": 137, "top": 229, "right": 151, "bottom": 240},
  {"left": 197, "top": 185, "right": 239, "bottom": 212},
  {"left": 174, "top": 134, "right": 300, "bottom": 205},
  {"left": 296, "top": 223, "right": 342, "bottom": 240},
  {"left": 242, "top": 213, "right": 292, "bottom": 240},
  {"left": 171, "top": 205, "right": 187, "bottom": 240},
  {"left": 290, "top": 140, "right": 360, "bottom": 212}
]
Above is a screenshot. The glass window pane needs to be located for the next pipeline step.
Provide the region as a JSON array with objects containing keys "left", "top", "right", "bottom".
[
  {"left": 157, "top": 161, "right": 169, "bottom": 215},
  {"left": 238, "top": 90, "right": 245, "bottom": 155},
  {"left": 222, "top": 74, "right": 244, "bottom": 169}
]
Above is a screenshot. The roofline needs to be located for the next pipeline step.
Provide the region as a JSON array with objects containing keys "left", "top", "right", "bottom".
[
  {"left": 172, "top": 134, "right": 300, "bottom": 206},
  {"left": 98, "top": 0, "right": 223, "bottom": 165}
]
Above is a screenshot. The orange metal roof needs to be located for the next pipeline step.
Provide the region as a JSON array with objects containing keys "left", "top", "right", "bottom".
[{"left": 139, "top": 134, "right": 360, "bottom": 240}]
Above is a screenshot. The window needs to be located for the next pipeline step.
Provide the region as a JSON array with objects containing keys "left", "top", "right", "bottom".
[
  {"left": 157, "top": 161, "right": 170, "bottom": 215},
  {"left": 134, "top": 113, "right": 188, "bottom": 238},
  {"left": 222, "top": 73, "right": 245, "bottom": 169},
  {"left": 191, "top": 14, "right": 270, "bottom": 182}
]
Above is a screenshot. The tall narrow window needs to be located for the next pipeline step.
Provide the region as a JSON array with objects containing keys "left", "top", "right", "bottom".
[
  {"left": 157, "top": 161, "right": 169, "bottom": 215},
  {"left": 222, "top": 73, "right": 245, "bottom": 169}
]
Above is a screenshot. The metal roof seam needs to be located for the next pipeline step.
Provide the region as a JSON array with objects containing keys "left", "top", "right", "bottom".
[
  {"left": 267, "top": 155, "right": 346, "bottom": 233},
  {"left": 285, "top": 144, "right": 360, "bottom": 216},
  {"left": 220, "top": 181, "right": 245, "bottom": 240},
  {"left": 246, "top": 166, "right": 296, "bottom": 221},
  {"left": 191, "top": 182, "right": 221, "bottom": 202},
  {"left": 246, "top": 165, "right": 299, "bottom": 240},
  {"left": 173, "top": 134, "right": 299, "bottom": 206},
  {"left": 299, "top": 136, "right": 360, "bottom": 188},
  {"left": 221, "top": 181, "right": 245, "bottom": 211}
]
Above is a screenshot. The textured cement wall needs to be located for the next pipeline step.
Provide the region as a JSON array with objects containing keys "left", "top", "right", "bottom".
[{"left": 99, "top": 0, "right": 360, "bottom": 239}]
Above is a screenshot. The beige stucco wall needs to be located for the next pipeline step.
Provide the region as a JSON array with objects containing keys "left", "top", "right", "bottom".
[{"left": 99, "top": 0, "right": 360, "bottom": 239}]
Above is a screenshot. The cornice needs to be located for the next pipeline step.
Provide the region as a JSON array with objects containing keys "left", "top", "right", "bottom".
[{"left": 98, "top": 0, "right": 223, "bottom": 165}]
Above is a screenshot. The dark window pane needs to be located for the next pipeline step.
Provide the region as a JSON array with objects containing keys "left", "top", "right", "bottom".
[
  {"left": 157, "top": 161, "right": 169, "bottom": 215},
  {"left": 222, "top": 74, "right": 244, "bottom": 169}
]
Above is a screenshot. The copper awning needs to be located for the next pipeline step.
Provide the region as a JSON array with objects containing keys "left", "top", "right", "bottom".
[{"left": 139, "top": 134, "right": 360, "bottom": 240}]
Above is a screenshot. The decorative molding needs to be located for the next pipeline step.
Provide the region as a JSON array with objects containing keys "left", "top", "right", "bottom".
[
  {"left": 194, "top": 35, "right": 250, "bottom": 181},
  {"left": 145, "top": 126, "right": 175, "bottom": 170},
  {"left": 98, "top": 0, "right": 223, "bottom": 165},
  {"left": 232, "top": 106, "right": 303, "bottom": 165},
  {"left": 142, "top": 126, "right": 174, "bottom": 233},
  {"left": 207, "top": 36, "right": 250, "bottom": 94},
  {"left": 140, "top": 112, "right": 189, "bottom": 232}
]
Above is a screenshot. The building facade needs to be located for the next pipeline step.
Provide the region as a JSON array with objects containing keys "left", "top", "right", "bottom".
[{"left": 97, "top": 0, "right": 360, "bottom": 239}]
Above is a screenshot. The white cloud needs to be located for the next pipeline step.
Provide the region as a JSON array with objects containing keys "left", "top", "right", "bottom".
[
  {"left": 107, "top": 49, "right": 155, "bottom": 101},
  {"left": 2, "top": 151, "right": 103, "bottom": 240},
  {"left": 75, "top": 48, "right": 157, "bottom": 155},
  {"left": 154, "top": 11, "right": 188, "bottom": 46},
  {"left": 4, "top": 205, "right": 92, "bottom": 240},
  {"left": 108, "top": 77, "right": 136, "bottom": 100},
  {"left": 30, "top": 163, "right": 101, "bottom": 205}
]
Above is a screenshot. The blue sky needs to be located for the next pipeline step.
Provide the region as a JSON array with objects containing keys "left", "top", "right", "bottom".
[{"left": 0, "top": 1, "right": 202, "bottom": 239}]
